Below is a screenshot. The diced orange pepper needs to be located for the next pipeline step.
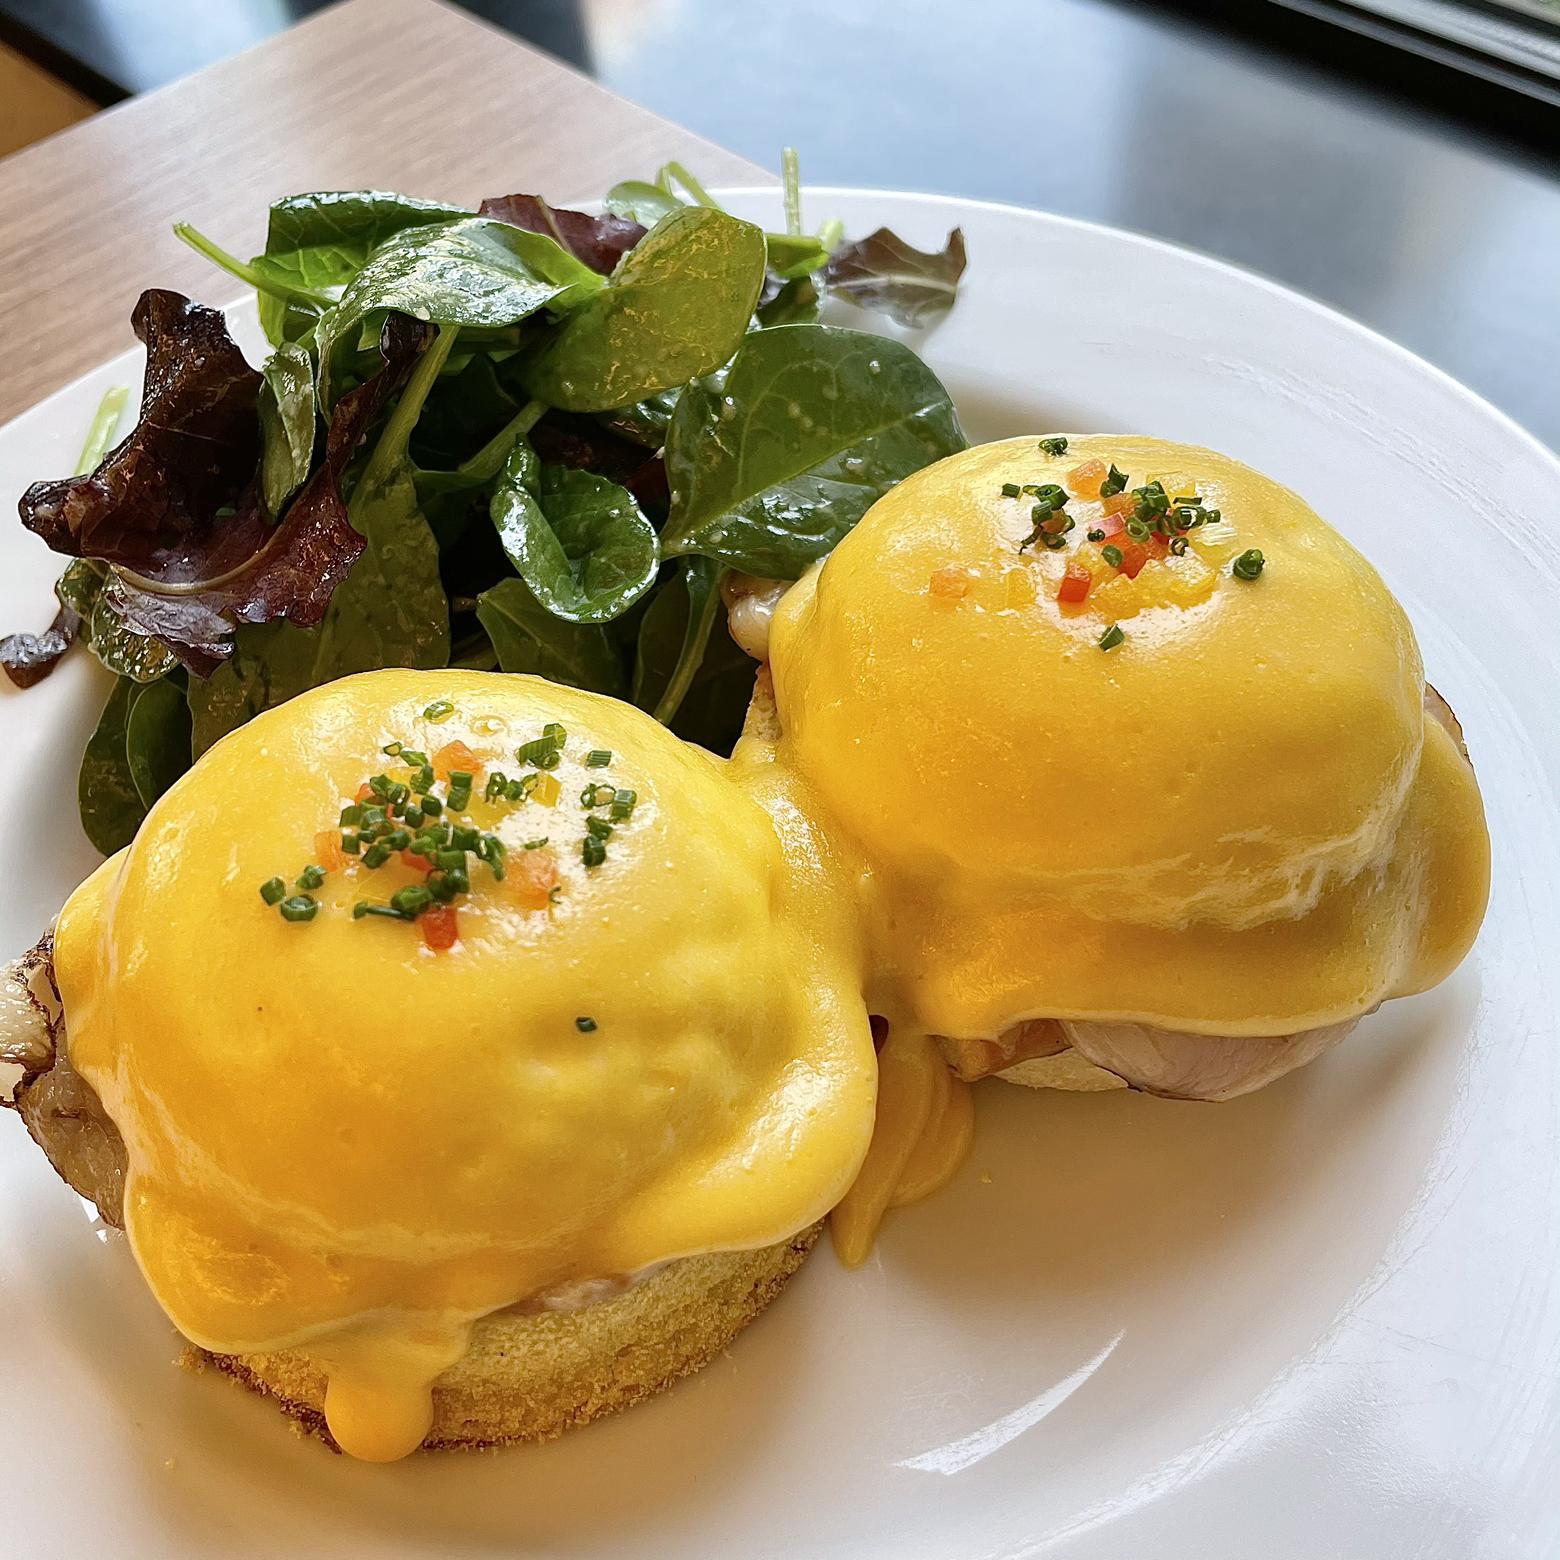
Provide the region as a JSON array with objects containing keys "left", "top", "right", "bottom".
[
  {"left": 1102, "top": 492, "right": 1134, "bottom": 518},
  {"left": 511, "top": 849, "right": 560, "bottom": 910},
  {"left": 532, "top": 772, "right": 560, "bottom": 807},
  {"left": 355, "top": 781, "right": 375, "bottom": 803},
  {"left": 401, "top": 849, "right": 434, "bottom": 875},
  {"left": 421, "top": 905, "right": 459, "bottom": 950},
  {"left": 1096, "top": 512, "right": 1126, "bottom": 539},
  {"left": 432, "top": 740, "right": 480, "bottom": 781},
  {"left": 313, "top": 830, "right": 347, "bottom": 873},
  {"left": 1066, "top": 459, "right": 1108, "bottom": 500},
  {"left": 928, "top": 565, "right": 971, "bottom": 601}
]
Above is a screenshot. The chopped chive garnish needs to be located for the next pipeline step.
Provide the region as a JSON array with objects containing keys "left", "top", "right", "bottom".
[
  {"left": 1100, "top": 464, "right": 1129, "bottom": 497},
  {"left": 585, "top": 749, "right": 612, "bottom": 768},
  {"left": 390, "top": 885, "right": 434, "bottom": 917},
  {"left": 279, "top": 895, "right": 319, "bottom": 922},
  {"left": 522, "top": 837, "right": 549, "bottom": 850},
  {"left": 259, "top": 876, "right": 286, "bottom": 905},
  {"left": 339, "top": 804, "right": 362, "bottom": 826},
  {"left": 422, "top": 794, "right": 442, "bottom": 816},
  {"left": 353, "top": 901, "right": 410, "bottom": 921},
  {"left": 399, "top": 749, "right": 428, "bottom": 766},
  {"left": 341, "top": 833, "right": 361, "bottom": 855},
  {"left": 586, "top": 816, "right": 613, "bottom": 841},
  {"left": 296, "top": 864, "right": 326, "bottom": 891},
  {"left": 1086, "top": 528, "right": 1106, "bottom": 542},
  {"left": 411, "top": 764, "right": 435, "bottom": 793},
  {"left": 1169, "top": 536, "right": 1190, "bottom": 556},
  {"left": 580, "top": 782, "right": 612, "bottom": 808},
  {"left": 1000, "top": 482, "right": 1022, "bottom": 498},
  {"left": 1233, "top": 548, "right": 1266, "bottom": 580},
  {"left": 1098, "top": 624, "right": 1125, "bottom": 652},
  {"left": 1038, "top": 437, "right": 1069, "bottom": 457},
  {"left": 575, "top": 1017, "right": 598, "bottom": 1033},
  {"left": 382, "top": 740, "right": 403, "bottom": 757},
  {"left": 362, "top": 842, "right": 393, "bottom": 868},
  {"left": 582, "top": 836, "right": 607, "bottom": 868},
  {"left": 423, "top": 700, "right": 455, "bottom": 722},
  {"left": 1101, "top": 544, "right": 1124, "bottom": 568},
  {"left": 609, "top": 789, "right": 637, "bottom": 820}
]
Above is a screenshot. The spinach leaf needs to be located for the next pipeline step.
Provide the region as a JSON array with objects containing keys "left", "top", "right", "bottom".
[
  {"left": 603, "top": 181, "right": 684, "bottom": 227},
  {"left": 475, "top": 577, "right": 625, "bottom": 694},
  {"left": 410, "top": 354, "right": 523, "bottom": 471},
  {"left": 89, "top": 590, "right": 178, "bottom": 683},
  {"left": 520, "top": 206, "right": 766, "bottom": 413},
  {"left": 79, "top": 677, "right": 144, "bottom": 854},
  {"left": 258, "top": 342, "right": 317, "bottom": 517},
  {"left": 821, "top": 227, "right": 968, "bottom": 328},
  {"left": 125, "top": 676, "right": 192, "bottom": 809},
  {"left": 316, "top": 217, "right": 602, "bottom": 405},
  {"left": 661, "top": 324, "right": 966, "bottom": 578},
  {"left": 631, "top": 557, "right": 752, "bottom": 748},
  {"left": 489, "top": 446, "right": 658, "bottom": 624},
  {"left": 256, "top": 190, "right": 470, "bottom": 344},
  {"left": 756, "top": 275, "right": 821, "bottom": 328}
]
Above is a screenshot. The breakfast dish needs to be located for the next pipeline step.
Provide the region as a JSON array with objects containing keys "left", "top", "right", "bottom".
[
  {"left": 743, "top": 436, "right": 1490, "bottom": 1100},
  {"left": 10, "top": 669, "right": 875, "bottom": 1459},
  {"left": 0, "top": 182, "right": 1546, "bottom": 1554}
]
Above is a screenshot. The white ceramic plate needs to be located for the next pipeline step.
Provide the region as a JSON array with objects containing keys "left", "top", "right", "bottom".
[{"left": 1, "top": 189, "right": 1556, "bottom": 1560}]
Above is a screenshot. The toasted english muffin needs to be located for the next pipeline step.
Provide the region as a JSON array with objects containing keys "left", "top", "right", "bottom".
[{"left": 193, "top": 1228, "right": 819, "bottom": 1452}]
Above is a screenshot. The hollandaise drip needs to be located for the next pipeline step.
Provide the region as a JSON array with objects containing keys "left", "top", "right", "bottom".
[
  {"left": 830, "top": 1031, "right": 974, "bottom": 1267},
  {"left": 316, "top": 1317, "right": 475, "bottom": 1462}
]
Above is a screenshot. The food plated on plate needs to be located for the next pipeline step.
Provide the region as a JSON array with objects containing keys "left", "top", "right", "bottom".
[
  {"left": 0, "top": 164, "right": 1490, "bottom": 1461},
  {"left": 744, "top": 436, "right": 1491, "bottom": 1103},
  {"left": 10, "top": 669, "right": 876, "bottom": 1461}
]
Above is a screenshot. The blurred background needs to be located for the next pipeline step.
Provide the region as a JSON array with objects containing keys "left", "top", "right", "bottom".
[{"left": 1, "top": 0, "right": 1557, "bottom": 446}]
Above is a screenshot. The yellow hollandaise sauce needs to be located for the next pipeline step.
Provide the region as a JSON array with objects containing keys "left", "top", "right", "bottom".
[
  {"left": 763, "top": 435, "right": 1490, "bottom": 1042},
  {"left": 55, "top": 670, "right": 877, "bottom": 1461}
]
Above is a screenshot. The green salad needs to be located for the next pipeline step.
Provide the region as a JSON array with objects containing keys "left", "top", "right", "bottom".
[{"left": 2, "top": 154, "right": 967, "bottom": 854}]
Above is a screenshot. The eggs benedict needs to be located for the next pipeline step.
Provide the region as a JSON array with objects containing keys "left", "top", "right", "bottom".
[
  {"left": 4, "top": 668, "right": 876, "bottom": 1459},
  {"left": 744, "top": 435, "right": 1490, "bottom": 1100}
]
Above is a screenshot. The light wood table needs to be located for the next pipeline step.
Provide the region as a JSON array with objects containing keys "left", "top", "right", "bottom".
[{"left": 0, "top": 0, "right": 766, "bottom": 423}]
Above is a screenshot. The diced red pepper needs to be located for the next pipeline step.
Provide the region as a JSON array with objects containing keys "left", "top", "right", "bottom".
[
  {"left": 1147, "top": 533, "right": 1170, "bottom": 560},
  {"left": 1057, "top": 563, "right": 1092, "bottom": 603},
  {"left": 1096, "top": 512, "right": 1126, "bottom": 539},
  {"left": 421, "top": 905, "right": 459, "bottom": 950},
  {"left": 401, "top": 848, "right": 434, "bottom": 874},
  {"left": 1117, "top": 541, "right": 1149, "bottom": 579}
]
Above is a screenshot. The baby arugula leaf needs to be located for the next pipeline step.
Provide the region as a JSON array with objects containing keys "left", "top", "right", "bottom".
[
  {"left": 124, "top": 675, "right": 192, "bottom": 810},
  {"left": 257, "top": 342, "right": 317, "bottom": 517},
  {"left": 79, "top": 677, "right": 145, "bottom": 854},
  {"left": 477, "top": 193, "right": 645, "bottom": 275},
  {"left": 661, "top": 324, "right": 967, "bottom": 578},
  {"left": 489, "top": 444, "right": 659, "bottom": 624},
  {"left": 315, "top": 217, "right": 602, "bottom": 407},
  {"left": 520, "top": 206, "right": 767, "bottom": 413},
  {"left": 475, "top": 577, "right": 625, "bottom": 694},
  {"left": 821, "top": 227, "right": 968, "bottom": 328}
]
